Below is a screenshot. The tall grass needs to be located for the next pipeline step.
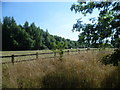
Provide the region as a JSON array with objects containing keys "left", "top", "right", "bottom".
[{"left": 2, "top": 50, "right": 120, "bottom": 88}]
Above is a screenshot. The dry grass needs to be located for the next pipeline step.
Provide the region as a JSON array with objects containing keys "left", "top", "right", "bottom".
[{"left": 2, "top": 50, "right": 120, "bottom": 88}]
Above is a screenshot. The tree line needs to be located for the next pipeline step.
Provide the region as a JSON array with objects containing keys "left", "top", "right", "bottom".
[{"left": 2, "top": 16, "right": 80, "bottom": 51}]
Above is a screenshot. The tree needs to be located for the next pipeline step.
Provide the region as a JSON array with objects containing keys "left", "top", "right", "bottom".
[
  {"left": 2, "top": 17, "right": 11, "bottom": 50},
  {"left": 34, "top": 27, "right": 43, "bottom": 50},
  {"left": 2, "top": 16, "right": 79, "bottom": 51},
  {"left": 44, "top": 30, "right": 51, "bottom": 49},
  {"left": 57, "top": 42, "right": 66, "bottom": 61},
  {"left": 71, "top": 1, "right": 120, "bottom": 48},
  {"left": 16, "top": 28, "right": 34, "bottom": 50},
  {"left": 23, "top": 21, "right": 29, "bottom": 33},
  {"left": 2, "top": 17, "right": 18, "bottom": 50}
]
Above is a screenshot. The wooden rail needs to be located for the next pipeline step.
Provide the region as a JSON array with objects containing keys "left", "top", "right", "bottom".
[{"left": 1, "top": 49, "right": 95, "bottom": 64}]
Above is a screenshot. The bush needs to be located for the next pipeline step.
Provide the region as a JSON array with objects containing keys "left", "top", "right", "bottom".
[{"left": 101, "top": 49, "right": 120, "bottom": 66}]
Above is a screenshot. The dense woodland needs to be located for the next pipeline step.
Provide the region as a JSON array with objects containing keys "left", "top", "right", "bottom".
[{"left": 2, "top": 17, "right": 79, "bottom": 51}]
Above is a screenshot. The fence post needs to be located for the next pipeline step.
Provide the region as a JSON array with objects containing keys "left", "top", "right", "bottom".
[
  {"left": 67, "top": 50, "right": 70, "bottom": 55},
  {"left": 11, "top": 55, "right": 14, "bottom": 65},
  {"left": 36, "top": 52, "right": 38, "bottom": 59},
  {"left": 78, "top": 50, "right": 80, "bottom": 54},
  {"left": 54, "top": 52, "right": 56, "bottom": 57}
]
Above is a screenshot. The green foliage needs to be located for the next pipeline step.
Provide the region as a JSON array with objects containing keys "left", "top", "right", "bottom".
[
  {"left": 2, "top": 16, "right": 79, "bottom": 51},
  {"left": 101, "top": 49, "right": 120, "bottom": 66},
  {"left": 71, "top": 2, "right": 120, "bottom": 48},
  {"left": 57, "top": 42, "right": 65, "bottom": 61}
]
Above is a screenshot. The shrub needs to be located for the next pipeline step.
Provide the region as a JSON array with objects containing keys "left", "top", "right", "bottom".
[{"left": 101, "top": 49, "right": 120, "bottom": 66}]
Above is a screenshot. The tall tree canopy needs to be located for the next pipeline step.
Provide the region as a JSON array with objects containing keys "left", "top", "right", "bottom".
[
  {"left": 2, "top": 16, "right": 79, "bottom": 51},
  {"left": 71, "top": 1, "right": 120, "bottom": 48}
]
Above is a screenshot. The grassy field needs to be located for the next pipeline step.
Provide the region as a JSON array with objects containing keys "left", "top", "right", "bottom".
[
  {"left": 1, "top": 49, "right": 84, "bottom": 56},
  {"left": 2, "top": 49, "right": 120, "bottom": 88},
  {"left": 1, "top": 48, "right": 114, "bottom": 56},
  {"left": 1, "top": 50, "right": 52, "bottom": 56}
]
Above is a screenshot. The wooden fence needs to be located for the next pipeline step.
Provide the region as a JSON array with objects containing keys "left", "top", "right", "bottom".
[{"left": 1, "top": 49, "right": 84, "bottom": 64}]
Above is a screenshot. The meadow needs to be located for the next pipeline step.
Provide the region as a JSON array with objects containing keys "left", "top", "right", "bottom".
[{"left": 2, "top": 49, "right": 120, "bottom": 88}]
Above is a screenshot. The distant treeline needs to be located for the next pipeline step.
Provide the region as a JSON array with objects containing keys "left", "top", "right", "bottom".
[{"left": 2, "top": 16, "right": 80, "bottom": 51}]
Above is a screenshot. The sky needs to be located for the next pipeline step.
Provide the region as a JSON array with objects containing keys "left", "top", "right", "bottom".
[{"left": 2, "top": 1, "right": 99, "bottom": 41}]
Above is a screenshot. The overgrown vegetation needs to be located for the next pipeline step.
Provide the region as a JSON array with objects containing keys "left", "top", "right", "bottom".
[
  {"left": 2, "top": 50, "right": 120, "bottom": 88},
  {"left": 101, "top": 48, "right": 120, "bottom": 66}
]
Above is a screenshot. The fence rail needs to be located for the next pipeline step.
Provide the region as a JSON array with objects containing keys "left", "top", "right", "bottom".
[{"left": 1, "top": 49, "right": 99, "bottom": 64}]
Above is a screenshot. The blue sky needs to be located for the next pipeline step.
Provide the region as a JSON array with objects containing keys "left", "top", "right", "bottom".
[{"left": 2, "top": 2, "right": 99, "bottom": 41}]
